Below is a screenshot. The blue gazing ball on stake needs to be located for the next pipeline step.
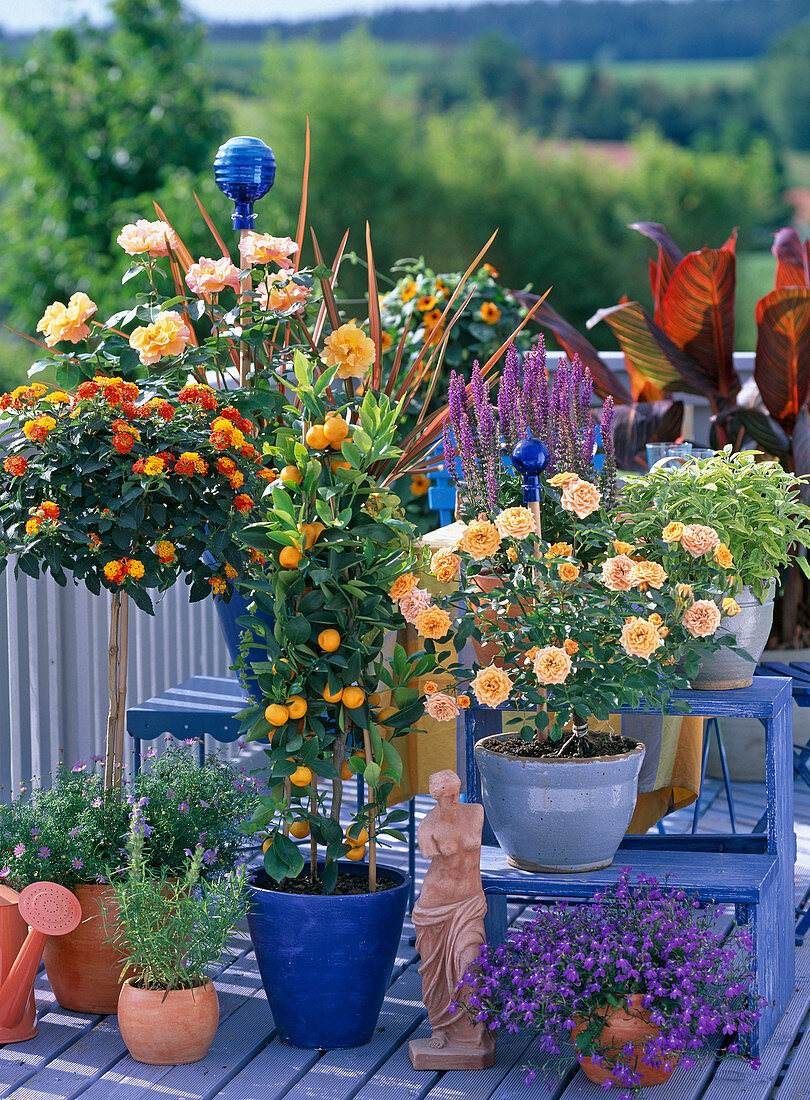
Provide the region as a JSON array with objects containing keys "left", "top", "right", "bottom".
[
  {"left": 511, "top": 435, "right": 549, "bottom": 504},
  {"left": 214, "top": 136, "right": 276, "bottom": 230}
]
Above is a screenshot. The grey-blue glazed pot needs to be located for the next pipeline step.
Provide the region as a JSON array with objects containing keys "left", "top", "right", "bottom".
[
  {"left": 474, "top": 734, "right": 645, "bottom": 872},
  {"left": 688, "top": 581, "right": 775, "bottom": 690}
]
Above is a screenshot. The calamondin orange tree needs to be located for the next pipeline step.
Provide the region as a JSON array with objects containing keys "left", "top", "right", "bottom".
[{"left": 236, "top": 353, "right": 436, "bottom": 894}]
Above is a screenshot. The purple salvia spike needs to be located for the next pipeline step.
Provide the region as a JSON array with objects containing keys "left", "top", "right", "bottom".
[{"left": 442, "top": 422, "right": 458, "bottom": 485}]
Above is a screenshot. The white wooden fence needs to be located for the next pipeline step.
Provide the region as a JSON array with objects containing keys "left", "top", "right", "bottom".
[{"left": 0, "top": 570, "right": 230, "bottom": 799}]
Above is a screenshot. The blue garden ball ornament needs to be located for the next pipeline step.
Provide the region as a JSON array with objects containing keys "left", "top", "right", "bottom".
[
  {"left": 214, "top": 136, "right": 276, "bottom": 230},
  {"left": 511, "top": 435, "right": 549, "bottom": 505}
]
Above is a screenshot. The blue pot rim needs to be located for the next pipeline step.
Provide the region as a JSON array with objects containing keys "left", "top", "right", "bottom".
[
  {"left": 474, "top": 733, "right": 644, "bottom": 765},
  {"left": 247, "top": 861, "right": 410, "bottom": 901}
]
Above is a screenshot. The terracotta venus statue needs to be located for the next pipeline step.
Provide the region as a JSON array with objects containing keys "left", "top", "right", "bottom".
[{"left": 409, "top": 769, "right": 496, "bottom": 1070}]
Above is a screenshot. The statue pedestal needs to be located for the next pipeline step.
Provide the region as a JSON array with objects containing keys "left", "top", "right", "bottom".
[{"left": 409, "top": 1036, "right": 496, "bottom": 1070}]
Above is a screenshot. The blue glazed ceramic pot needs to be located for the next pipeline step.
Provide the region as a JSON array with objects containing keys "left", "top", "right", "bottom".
[{"left": 247, "top": 862, "right": 410, "bottom": 1049}]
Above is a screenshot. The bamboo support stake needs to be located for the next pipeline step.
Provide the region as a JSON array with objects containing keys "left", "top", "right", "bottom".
[
  {"left": 239, "top": 227, "right": 253, "bottom": 387},
  {"left": 283, "top": 777, "right": 291, "bottom": 838},
  {"left": 310, "top": 775, "right": 318, "bottom": 884},
  {"left": 104, "top": 592, "right": 122, "bottom": 793},
  {"left": 362, "top": 727, "right": 377, "bottom": 893}
]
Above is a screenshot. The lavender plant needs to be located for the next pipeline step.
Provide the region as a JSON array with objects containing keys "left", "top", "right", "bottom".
[
  {"left": 443, "top": 336, "right": 616, "bottom": 522},
  {"left": 456, "top": 872, "right": 759, "bottom": 1097}
]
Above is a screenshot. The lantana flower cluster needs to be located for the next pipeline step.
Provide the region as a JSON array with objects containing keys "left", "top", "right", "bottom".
[
  {"left": 456, "top": 872, "right": 760, "bottom": 1097},
  {"left": 0, "top": 377, "right": 270, "bottom": 609}
]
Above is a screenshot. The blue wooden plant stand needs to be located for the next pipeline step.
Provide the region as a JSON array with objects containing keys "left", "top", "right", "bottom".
[{"left": 465, "top": 676, "right": 795, "bottom": 1054}]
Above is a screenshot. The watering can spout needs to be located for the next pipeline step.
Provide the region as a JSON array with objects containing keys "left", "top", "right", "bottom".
[{"left": 0, "top": 882, "right": 81, "bottom": 1041}]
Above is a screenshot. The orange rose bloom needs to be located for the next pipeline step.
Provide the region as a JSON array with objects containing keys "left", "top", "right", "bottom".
[
  {"left": 471, "top": 664, "right": 513, "bottom": 707},
  {"left": 714, "top": 543, "right": 733, "bottom": 569},
  {"left": 457, "top": 694, "right": 471, "bottom": 709},
  {"left": 601, "top": 554, "right": 637, "bottom": 592},
  {"left": 129, "top": 310, "right": 191, "bottom": 366},
  {"left": 533, "top": 646, "right": 573, "bottom": 685},
  {"left": 257, "top": 273, "right": 311, "bottom": 313},
  {"left": 662, "top": 522, "right": 684, "bottom": 544},
  {"left": 117, "top": 219, "right": 179, "bottom": 257},
  {"left": 430, "top": 548, "right": 461, "bottom": 583},
  {"left": 461, "top": 517, "right": 501, "bottom": 561},
  {"left": 620, "top": 617, "right": 663, "bottom": 661},
  {"left": 424, "top": 681, "right": 438, "bottom": 695},
  {"left": 563, "top": 638, "right": 579, "bottom": 655},
  {"left": 545, "top": 542, "right": 574, "bottom": 559},
  {"left": 185, "top": 257, "right": 240, "bottom": 296},
  {"left": 613, "top": 540, "right": 634, "bottom": 555},
  {"left": 722, "top": 597, "right": 741, "bottom": 617},
  {"left": 425, "top": 692, "right": 460, "bottom": 722},
  {"left": 320, "top": 322, "right": 376, "bottom": 380},
  {"left": 238, "top": 232, "right": 298, "bottom": 269},
  {"left": 632, "top": 560, "right": 668, "bottom": 590},
  {"left": 676, "top": 582, "right": 694, "bottom": 602},
  {"left": 683, "top": 599, "right": 722, "bottom": 638},
  {"left": 495, "top": 506, "right": 536, "bottom": 540},
  {"left": 36, "top": 292, "right": 97, "bottom": 347},
  {"left": 389, "top": 573, "right": 417, "bottom": 601},
  {"left": 680, "top": 524, "right": 720, "bottom": 558},
  {"left": 560, "top": 478, "right": 601, "bottom": 519},
  {"left": 557, "top": 562, "right": 580, "bottom": 582},
  {"left": 547, "top": 472, "right": 578, "bottom": 488},
  {"left": 415, "top": 606, "right": 452, "bottom": 640}
]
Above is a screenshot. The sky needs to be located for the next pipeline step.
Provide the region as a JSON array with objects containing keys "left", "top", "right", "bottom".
[{"left": 0, "top": 0, "right": 655, "bottom": 34}]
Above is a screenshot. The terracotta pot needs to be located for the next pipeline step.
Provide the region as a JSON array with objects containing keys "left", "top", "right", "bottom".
[
  {"left": 42, "top": 882, "right": 132, "bottom": 1013},
  {"left": 118, "top": 979, "right": 219, "bottom": 1064},
  {"left": 572, "top": 995, "right": 680, "bottom": 1088},
  {"left": 470, "top": 572, "right": 523, "bottom": 668}
]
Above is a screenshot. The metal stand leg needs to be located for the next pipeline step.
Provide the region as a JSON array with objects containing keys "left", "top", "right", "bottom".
[
  {"left": 714, "top": 718, "right": 737, "bottom": 833},
  {"left": 691, "top": 719, "right": 713, "bottom": 833}
]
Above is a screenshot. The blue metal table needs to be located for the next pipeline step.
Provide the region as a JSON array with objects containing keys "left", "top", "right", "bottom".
[{"left": 465, "top": 677, "right": 795, "bottom": 1054}]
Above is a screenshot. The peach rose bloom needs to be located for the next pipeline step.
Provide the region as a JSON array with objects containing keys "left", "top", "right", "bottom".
[
  {"left": 548, "top": 472, "right": 578, "bottom": 488},
  {"left": 399, "top": 586, "right": 432, "bottom": 625},
  {"left": 238, "top": 232, "right": 298, "bottom": 269},
  {"left": 561, "top": 478, "right": 602, "bottom": 519},
  {"left": 129, "top": 310, "right": 191, "bottom": 366},
  {"left": 632, "top": 560, "right": 668, "bottom": 590},
  {"left": 424, "top": 681, "right": 438, "bottom": 695},
  {"left": 389, "top": 572, "right": 417, "bottom": 601},
  {"left": 460, "top": 517, "right": 501, "bottom": 561},
  {"left": 506, "top": 546, "right": 518, "bottom": 562},
  {"left": 425, "top": 692, "right": 460, "bottom": 721},
  {"left": 676, "top": 582, "right": 694, "bottom": 602},
  {"left": 557, "top": 562, "right": 579, "bottom": 582},
  {"left": 533, "top": 646, "right": 573, "bottom": 685},
  {"left": 662, "top": 522, "right": 684, "bottom": 544},
  {"left": 545, "top": 541, "right": 574, "bottom": 559},
  {"left": 495, "top": 506, "right": 536, "bottom": 540},
  {"left": 415, "top": 605, "right": 452, "bottom": 640},
  {"left": 714, "top": 543, "right": 733, "bottom": 569},
  {"left": 458, "top": 694, "right": 471, "bottom": 709},
  {"left": 564, "top": 638, "right": 579, "bottom": 655},
  {"left": 471, "top": 664, "right": 513, "bottom": 707},
  {"left": 257, "top": 273, "right": 311, "bottom": 312},
  {"left": 683, "top": 599, "right": 722, "bottom": 638},
  {"left": 613, "top": 540, "right": 634, "bottom": 555},
  {"left": 320, "top": 322, "right": 376, "bottom": 380},
  {"left": 36, "top": 292, "right": 97, "bottom": 346},
  {"left": 620, "top": 617, "right": 663, "bottom": 661},
  {"left": 601, "top": 554, "right": 637, "bottom": 592},
  {"left": 117, "top": 219, "right": 179, "bottom": 257},
  {"left": 430, "top": 547, "right": 461, "bottom": 583},
  {"left": 680, "top": 524, "right": 720, "bottom": 558},
  {"left": 185, "top": 257, "right": 240, "bottom": 296},
  {"left": 722, "top": 597, "right": 741, "bottom": 617}
]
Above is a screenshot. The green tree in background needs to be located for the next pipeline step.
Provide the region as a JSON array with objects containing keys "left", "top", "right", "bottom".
[
  {"left": 761, "top": 18, "right": 810, "bottom": 150},
  {"left": 0, "top": 0, "right": 228, "bottom": 328}
]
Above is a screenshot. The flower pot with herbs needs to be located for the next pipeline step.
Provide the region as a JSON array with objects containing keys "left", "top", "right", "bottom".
[
  {"left": 620, "top": 448, "right": 810, "bottom": 688},
  {"left": 0, "top": 747, "right": 254, "bottom": 1013},
  {"left": 234, "top": 351, "right": 444, "bottom": 1049},
  {"left": 421, "top": 346, "right": 735, "bottom": 871},
  {"left": 107, "top": 799, "right": 247, "bottom": 1065},
  {"left": 459, "top": 871, "right": 760, "bottom": 1098}
]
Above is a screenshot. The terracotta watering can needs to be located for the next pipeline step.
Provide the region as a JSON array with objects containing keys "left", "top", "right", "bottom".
[{"left": 0, "top": 881, "right": 82, "bottom": 1042}]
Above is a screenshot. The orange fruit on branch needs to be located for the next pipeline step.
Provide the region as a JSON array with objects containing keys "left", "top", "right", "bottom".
[
  {"left": 323, "top": 416, "right": 349, "bottom": 444},
  {"left": 279, "top": 465, "right": 302, "bottom": 485},
  {"left": 305, "top": 424, "right": 329, "bottom": 450},
  {"left": 330, "top": 459, "right": 350, "bottom": 474},
  {"left": 290, "top": 766, "right": 313, "bottom": 788},
  {"left": 345, "top": 844, "right": 366, "bottom": 862},
  {"left": 289, "top": 820, "right": 311, "bottom": 839},
  {"left": 341, "top": 761, "right": 353, "bottom": 781},
  {"left": 346, "top": 826, "right": 369, "bottom": 846},
  {"left": 300, "top": 521, "right": 325, "bottom": 550},
  {"left": 322, "top": 683, "right": 344, "bottom": 703},
  {"left": 262, "top": 837, "right": 273, "bottom": 853},
  {"left": 318, "top": 629, "right": 341, "bottom": 652},
  {"left": 264, "top": 703, "right": 290, "bottom": 726},
  {"left": 279, "top": 545, "right": 303, "bottom": 569},
  {"left": 342, "top": 686, "right": 365, "bottom": 710},
  {"left": 286, "top": 695, "right": 308, "bottom": 720}
]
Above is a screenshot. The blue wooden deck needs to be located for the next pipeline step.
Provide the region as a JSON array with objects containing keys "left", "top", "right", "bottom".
[{"left": 2, "top": 775, "right": 810, "bottom": 1099}]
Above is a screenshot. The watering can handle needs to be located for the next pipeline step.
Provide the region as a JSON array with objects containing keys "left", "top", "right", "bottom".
[
  {"left": 650, "top": 455, "right": 693, "bottom": 470},
  {"left": 0, "top": 927, "right": 47, "bottom": 1029}
]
